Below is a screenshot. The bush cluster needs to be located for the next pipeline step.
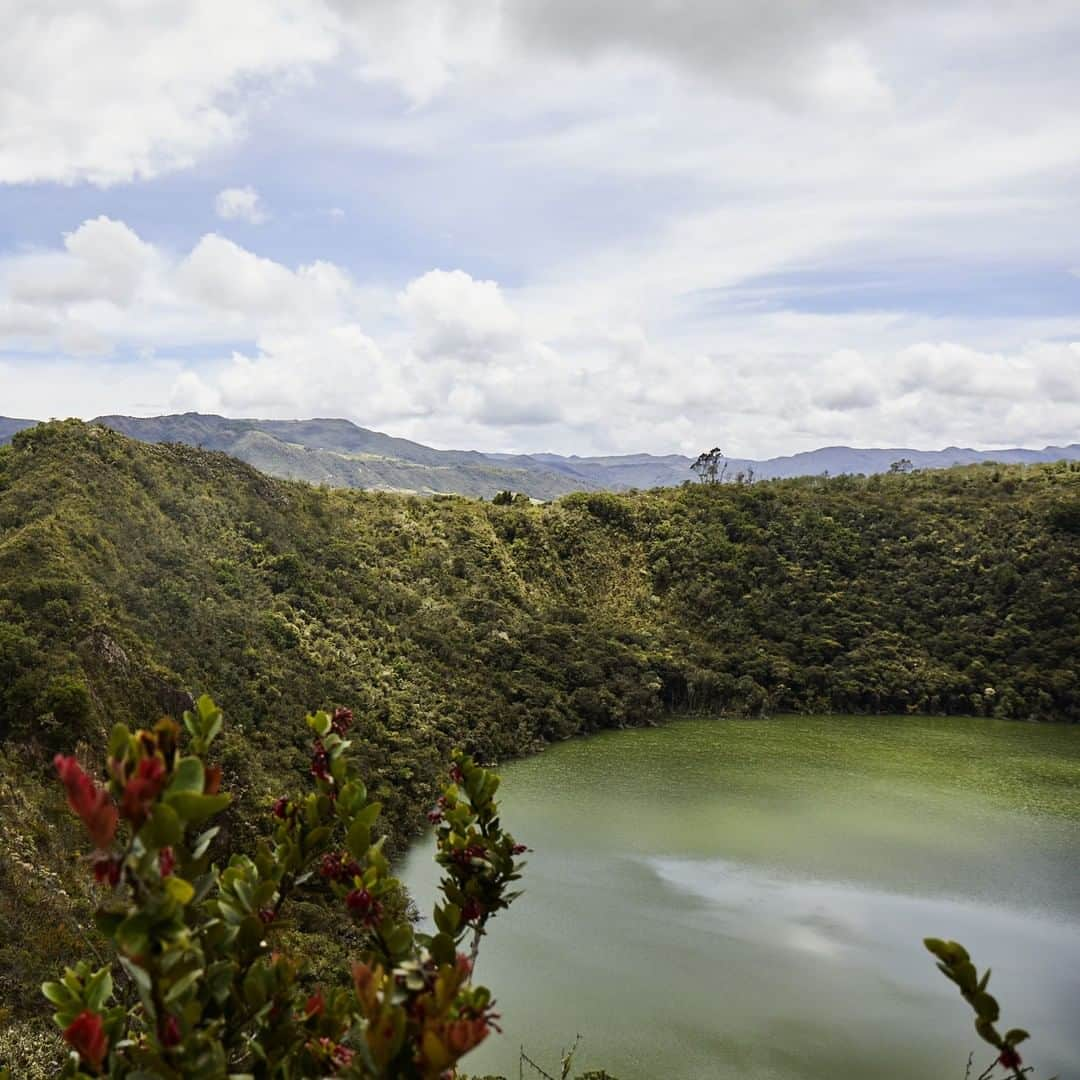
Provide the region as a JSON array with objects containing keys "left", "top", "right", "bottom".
[{"left": 24, "top": 697, "right": 527, "bottom": 1078}]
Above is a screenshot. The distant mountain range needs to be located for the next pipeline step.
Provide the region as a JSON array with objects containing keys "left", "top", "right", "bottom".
[{"left": 2, "top": 413, "right": 1078, "bottom": 498}]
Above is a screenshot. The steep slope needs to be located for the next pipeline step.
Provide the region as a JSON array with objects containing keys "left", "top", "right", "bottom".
[
  {"left": 2, "top": 422, "right": 1078, "bottom": 746},
  {"left": 1, "top": 420, "right": 1079, "bottom": 1025}
]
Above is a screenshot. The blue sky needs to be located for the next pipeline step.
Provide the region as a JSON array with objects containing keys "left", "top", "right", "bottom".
[{"left": 1, "top": 1, "right": 1078, "bottom": 456}]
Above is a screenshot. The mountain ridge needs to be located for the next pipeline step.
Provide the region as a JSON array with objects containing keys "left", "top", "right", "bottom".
[{"left": 1, "top": 412, "right": 1077, "bottom": 496}]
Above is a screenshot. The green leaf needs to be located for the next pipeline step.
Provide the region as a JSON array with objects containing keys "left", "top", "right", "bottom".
[
  {"left": 166, "top": 791, "right": 231, "bottom": 822},
  {"left": 953, "top": 961, "right": 977, "bottom": 993},
  {"left": 206, "top": 961, "right": 235, "bottom": 1005},
  {"left": 345, "top": 819, "right": 371, "bottom": 860},
  {"left": 141, "top": 803, "right": 183, "bottom": 849},
  {"left": 164, "top": 968, "right": 203, "bottom": 1003},
  {"left": 196, "top": 695, "right": 219, "bottom": 723},
  {"left": 107, "top": 723, "right": 132, "bottom": 760},
  {"left": 434, "top": 902, "right": 461, "bottom": 935},
  {"left": 115, "top": 912, "right": 153, "bottom": 957},
  {"left": 307, "top": 711, "right": 331, "bottom": 737},
  {"left": 232, "top": 876, "right": 254, "bottom": 912},
  {"left": 386, "top": 923, "right": 413, "bottom": 958},
  {"left": 191, "top": 870, "right": 217, "bottom": 905},
  {"left": 167, "top": 756, "right": 205, "bottom": 796},
  {"left": 202, "top": 712, "right": 223, "bottom": 748},
  {"left": 42, "top": 981, "right": 76, "bottom": 1007},
  {"left": 429, "top": 932, "right": 457, "bottom": 966},
  {"left": 192, "top": 825, "right": 221, "bottom": 859},
  {"left": 85, "top": 968, "right": 113, "bottom": 1011},
  {"left": 337, "top": 780, "right": 367, "bottom": 814},
  {"left": 184, "top": 710, "right": 200, "bottom": 740},
  {"left": 303, "top": 825, "right": 331, "bottom": 857},
  {"left": 119, "top": 957, "right": 155, "bottom": 1017},
  {"left": 164, "top": 876, "right": 196, "bottom": 905},
  {"left": 1004, "top": 1029, "right": 1030, "bottom": 1045}
]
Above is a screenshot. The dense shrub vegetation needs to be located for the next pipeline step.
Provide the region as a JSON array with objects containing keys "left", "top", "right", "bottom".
[
  {"left": 30, "top": 698, "right": 528, "bottom": 1078},
  {"left": 1, "top": 420, "right": 1078, "bottom": 1069}
]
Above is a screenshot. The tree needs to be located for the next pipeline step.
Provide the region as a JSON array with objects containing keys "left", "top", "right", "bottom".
[
  {"left": 889, "top": 458, "right": 914, "bottom": 474},
  {"left": 690, "top": 447, "right": 725, "bottom": 485}
]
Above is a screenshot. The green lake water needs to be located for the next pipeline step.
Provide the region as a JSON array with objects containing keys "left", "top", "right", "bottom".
[{"left": 400, "top": 715, "right": 1080, "bottom": 1079}]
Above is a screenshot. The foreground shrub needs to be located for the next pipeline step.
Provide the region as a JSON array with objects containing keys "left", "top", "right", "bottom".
[
  {"left": 923, "top": 939, "right": 1042, "bottom": 1080},
  {"left": 31, "top": 696, "right": 526, "bottom": 1078}
]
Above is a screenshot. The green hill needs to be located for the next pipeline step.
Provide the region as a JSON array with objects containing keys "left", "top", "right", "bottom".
[
  {"left": 1, "top": 420, "right": 1078, "bottom": 1041},
  {"left": 89, "top": 413, "right": 599, "bottom": 499}
]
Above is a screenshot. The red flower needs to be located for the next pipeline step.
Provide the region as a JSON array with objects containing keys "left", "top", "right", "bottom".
[
  {"left": 120, "top": 757, "right": 167, "bottom": 825},
  {"left": 55, "top": 755, "right": 118, "bottom": 850},
  {"left": 999, "top": 1047, "right": 1023, "bottom": 1069},
  {"left": 461, "top": 897, "right": 485, "bottom": 924},
  {"left": 311, "top": 740, "right": 331, "bottom": 782},
  {"left": 92, "top": 854, "right": 122, "bottom": 886},
  {"left": 332, "top": 1043, "right": 355, "bottom": 1070},
  {"left": 427, "top": 809, "right": 444, "bottom": 824},
  {"left": 346, "top": 887, "right": 372, "bottom": 912},
  {"left": 451, "top": 844, "right": 487, "bottom": 867},
  {"left": 63, "top": 1009, "right": 108, "bottom": 1071},
  {"left": 511, "top": 843, "right": 528, "bottom": 855},
  {"left": 159, "top": 1013, "right": 181, "bottom": 1048},
  {"left": 159, "top": 847, "right": 175, "bottom": 878},
  {"left": 272, "top": 796, "right": 289, "bottom": 819},
  {"left": 320, "top": 852, "right": 360, "bottom": 881},
  {"left": 258, "top": 907, "right": 276, "bottom": 924},
  {"left": 331, "top": 707, "right": 353, "bottom": 735},
  {"left": 305, "top": 990, "right": 324, "bottom": 1018},
  {"left": 345, "top": 887, "right": 383, "bottom": 926}
]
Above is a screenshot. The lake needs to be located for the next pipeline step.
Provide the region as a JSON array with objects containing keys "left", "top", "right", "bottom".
[{"left": 400, "top": 714, "right": 1080, "bottom": 1079}]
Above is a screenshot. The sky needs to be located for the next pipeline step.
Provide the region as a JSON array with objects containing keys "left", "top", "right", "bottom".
[{"left": 1, "top": 1, "right": 1079, "bottom": 458}]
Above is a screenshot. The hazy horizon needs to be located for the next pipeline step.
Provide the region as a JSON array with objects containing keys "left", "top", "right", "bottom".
[{"left": 3, "top": 409, "right": 1077, "bottom": 463}]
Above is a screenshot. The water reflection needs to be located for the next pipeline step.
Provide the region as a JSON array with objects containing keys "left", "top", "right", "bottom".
[{"left": 401, "top": 715, "right": 1080, "bottom": 1079}]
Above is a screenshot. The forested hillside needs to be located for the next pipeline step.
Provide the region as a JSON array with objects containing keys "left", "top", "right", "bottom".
[{"left": 1, "top": 420, "right": 1079, "bottom": 1046}]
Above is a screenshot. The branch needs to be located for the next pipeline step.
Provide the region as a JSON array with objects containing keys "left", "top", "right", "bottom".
[{"left": 520, "top": 1047, "right": 558, "bottom": 1080}]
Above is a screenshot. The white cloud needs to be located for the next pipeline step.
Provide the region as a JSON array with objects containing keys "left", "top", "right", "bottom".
[
  {"left": 2, "top": 0, "right": 1078, "bottom": 209},
  {"left": 2, "top": 216, "right": 1078, "bottom": 457},
  {"left": 0, "top": 1, "right": 337, "bottom": 185},
  {"left": 176, "top": 235, "right": 349, "bottom": 324},
  {"left": 400, "top": 270, "right": 520, "bottom": 361},
  {"left": 6, "top": 217, "right": 158, "bottom": 306},
  {"left": 215, "top": 186, "right": 268, "bottom": 224}
]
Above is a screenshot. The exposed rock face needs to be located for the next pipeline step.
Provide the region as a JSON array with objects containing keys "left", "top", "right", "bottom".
[{"left": 82, "top": 627, "right": 130, "bottom": 672}]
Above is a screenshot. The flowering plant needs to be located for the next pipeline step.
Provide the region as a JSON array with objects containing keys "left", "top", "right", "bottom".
[
  {"left": 36, "top": 697, "right": 527, "bottom": 1078},
  {"left": 923, "top": 939, "right": 1041, "bottom": 1080}
]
